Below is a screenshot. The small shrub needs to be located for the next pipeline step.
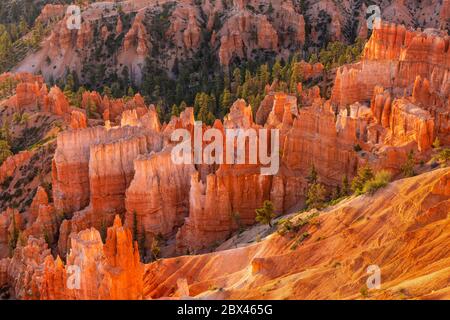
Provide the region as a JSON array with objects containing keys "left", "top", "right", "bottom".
[
  {"left": 277, "top": 219, "right": 293, "bottom": 236},
  {"left": 353, "top": 144, "right": 362, "bottom": 152},
  {"left": 360, "top": 285, "right": 369, "bottom": 298},
  {"left": 306, "top": 165, "right": 318, "bottom": 184},
  {"left": 306, "top": 183, "right": 327, "bottom": 209},
  {"left": 151, "top": 238, "right": 161, "bottom": 261},
  {"left": 362, "top": 170, "right": 392, "bottom": 195},
  {"left": 401, "top": 150, "right": 416, "bottom": 177},
  {"left": 351, "top": 165, "right": 374, "bottom": 195},
  {"left": 290, "top": 232, "right": 310, "bottom": 250},
  {"left": 299, "top": 231, "right": 310, "bottom": 242},
  {"left": 0, "top": 139, "right": 13, "bottom": 165},
  {"left": 433, "top": 148, "right": 450, "bottom": 165},
  {"left": 432, "top": 137, "right": 440, "bottom": 149},
  {"left": 255, "top": 200, "right": 276, "bottom": 227}
]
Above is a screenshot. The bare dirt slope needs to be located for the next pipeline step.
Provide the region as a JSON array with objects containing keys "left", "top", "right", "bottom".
[{"left": 144, "top": 167, "right": 450, "bottom": 300}]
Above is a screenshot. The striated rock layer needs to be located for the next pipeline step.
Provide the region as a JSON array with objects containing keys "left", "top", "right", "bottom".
[
  {"left": 332, "top": 22, "right": 449, "bottom": 107},
  {"left": 125, "top": 147, "right": 196, "bottom": 256}
]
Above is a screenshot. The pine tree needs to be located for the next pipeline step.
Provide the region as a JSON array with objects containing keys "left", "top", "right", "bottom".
[
  {"left": 156, "top": 100, "right": 164, "bottom": 122},
  {"left": 63, "top": 74, "right": 75, "bottom": 105},
  {"left": 31, "top": 20, "right": 44, "bottom": 47},
  {"left": 272, "top": 60, "right": 282, "bottom": 81},
  {"left": 18, "top": 16, "right": 29, "bottom": 36},
  {"left": 179, "top": 101, "right": 187, "bottom": 113},
  {"left": 232, "top": 68, "right": 242, "bottom": 87},
  {"left": 289, "top": 63, "right": 303, "bottom": 95},
  {"left": 151, "top": 238, "right": 160, "bottom": 261},
  {"left": 0, "top": 119, "right": 11, "bottom": 144},
  {"left": 258, "top": 64, "right": 270, "bottom": 91},
  {"left": 432, "top": 137, "right": 441, "bottom": 149},
  {"left": 0, "top": 139, "right": 12, "bottom": 165},
  {"left": 122, "top": 66, "right": 130, "bottom": 89},
  {"left": 198, "top": 102, "right": 210, "bottom": 124},
  {"left": 309, "top": 53, "right": 319, "bottom": 64},
  {"left": 86, "top": 96, "right": 97, "bottom": 118},
  {"left": 307, "top": 165, "right": 318, "bottom": 184},
  {"left": 220, "top": 88, "right": 232, "bottom": 114},
  {"left": 401, "top": 150, "right": 416, "bottom": 177},
  {"left": 351, "top": 165, "right": 374, "bottom": 194},
  {"left": 0, "top": 30, "right": 12, "bottom": 65},
  {"left": 255, "top": 200, "right": 276, "bottom": 227},
  {"left": 170, "top": 104, "right": 179, "bottom": 117},
  {"left": 111, "top": 82, "right": 122, "bottom": 98},
  {"left": 8, "top": 212, "right": 19, "bottom": 254},
  {"left": 342, "top": 175, "right": 350, "bottom": 196},
  {"left": 306, "top": 183, "right": 327, "bottom": 209},
  {"left": 103, "top": 86, "right": 112, "bottom": 98}
]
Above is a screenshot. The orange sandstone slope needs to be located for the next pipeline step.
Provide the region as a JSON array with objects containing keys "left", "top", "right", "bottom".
[{"left": 144, "top": 168, "right": 450, "bottom": 300}]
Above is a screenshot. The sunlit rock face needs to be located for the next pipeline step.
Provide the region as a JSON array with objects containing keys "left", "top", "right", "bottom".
[{"left": 4, "top": 216, "right": 143, "bottom": 300}]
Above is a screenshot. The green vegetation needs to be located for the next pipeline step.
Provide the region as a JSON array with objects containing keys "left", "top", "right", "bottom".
[
  {"left": 432, "top": 137, "right": 441, "bottom": 149},
  {"left": 305, "top": 165, "right": 327, "bottom": 210},
  {"left": 313, "top": 38, "right": 366, "bottom": 71},
  {"left": 0, "top": 76, "right": 17, "bottom": 99},
  {"left": 8, "top": 213, "right": 19, "bottom": 255},
  {"left": 277, "top": 212, "right": 319, "bottom": 237},
  {"left": 401, "top": 150, "right": 416, "bottom": 177},
  {"left": 0, "top": 139, "right": 12, "bottom": 165},
  {"left": 140, "top": 46, "right": 325, "bottom": 123},
  {"left": 306, "top": 182, "right": 327, "bottom": 210},
  {"left": 0, "top": 19, "right": 49, "bottom": 73},
  {"left": 0, "top": 0, "right": 368, "bottom": 129},
  {"left": 255, "top": 200, "right": 276, "bottom": 227},
  {"left": 351, "top": 165, "right": 374, "bottom": 195},
  {"left": 12, "top": 111, "right": 30, "bottom": 125},
  {"left": 0, "top": 1, "right": 72, "bottom": 26},
  {"left": 350, "top": 165, "right": 392, "bottom": 196},
  {"left": 360, "top": 285, "right": 369, "bottom": 298},
  {"left": 150, "top": 238, "right": 161, "bottom": 261},
  {"left": 290, "top": 231, "right": 310, "bottom": 250},
  {"left": 433, "top": 148, "right": 450, "bottom": 166},
  {"left": 362, "top": 170, "right": 392, "bottom": 195},
  {"left": 341, "top": 175, "right": 350, "bottom": 197},
  {"left": 430, "top": 137, "right": 449, "bottom": 166}
]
